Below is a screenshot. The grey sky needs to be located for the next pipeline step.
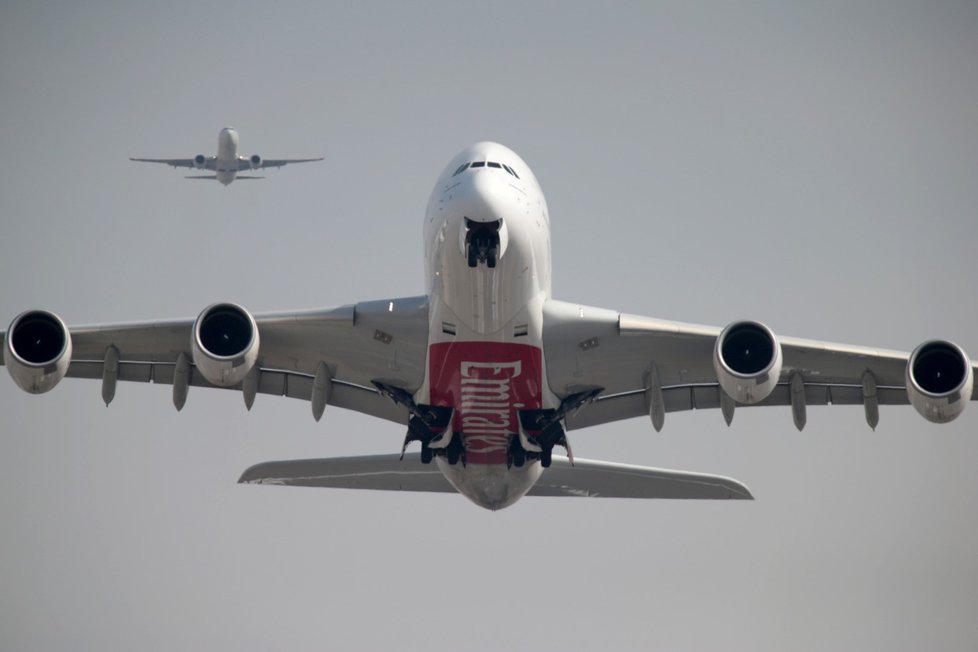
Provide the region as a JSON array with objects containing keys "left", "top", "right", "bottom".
[{"left": 1, "top": 2, "right": 977, "bottom": 650}]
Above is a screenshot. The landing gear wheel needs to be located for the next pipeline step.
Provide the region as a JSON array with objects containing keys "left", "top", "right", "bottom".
[
  {"left": 421, "top": 445, "right": 433, "bottom": 464},
  {"left": 512, "top": 445, "right": 525, "bottom": 468},
  {"left": 446, "top": 441, "right": 461, "bottom": 465},
  {"left": 467, "top": 246, "right": 477, "bottom": 268},
  {"left": 540, "top": 448, "right": 552, "bottom": 468},
  {"left": 487, "top": 249, "right": 497, "bottom": 268}
]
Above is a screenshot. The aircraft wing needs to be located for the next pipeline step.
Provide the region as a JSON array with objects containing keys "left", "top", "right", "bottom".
[
  {"left": 237, "top": 156, "right": 324, "bottom": 171},
  {"left": 129, "top": 156, "right": 216, "bottom": 170},
  {"left": 542, "top": 299, "right": 978, "bottom": 431},
  {"left": 239, "top": 453, "right": 753, "bottom": 499},
  {"left": 0, "top": 296, "right": 429, "bottom": 423}
]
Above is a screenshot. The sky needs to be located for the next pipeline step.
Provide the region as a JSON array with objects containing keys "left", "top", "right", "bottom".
[{"left": 1, "top": 2, "right": 977, "bottom": 650}]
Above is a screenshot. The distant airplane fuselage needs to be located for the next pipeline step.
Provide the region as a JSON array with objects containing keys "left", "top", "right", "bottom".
[{"left": 130, "top": 126, "right": 324, "bottom": 185}]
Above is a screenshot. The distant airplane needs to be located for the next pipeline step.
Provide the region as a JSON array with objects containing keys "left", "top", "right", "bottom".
[
  {"left": 130, "top": 126, "right": 323, "bottom": 185},
  {"left": 4, "top": 142, "right": 976, "bottom": 510}
]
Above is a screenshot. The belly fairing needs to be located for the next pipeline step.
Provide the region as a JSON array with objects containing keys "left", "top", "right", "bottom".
[
  {"left": 428, "top": 341, "right": 544, "bottom": 466},
  {"left": 436, "top": 457, "right": 543, "bottom": 510}
]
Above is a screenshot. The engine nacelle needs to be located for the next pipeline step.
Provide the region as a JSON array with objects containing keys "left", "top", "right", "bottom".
[
  {"left": 3, "top": 310, "right": 72, "bottom": 394},
  {"left": 906, "top": 340, "right": 973, "bottom": 424},
  {"left": 193, "top": 154, "right": 207, "bottom": 169},
  {"left": 249, "top": 154, "right": 262, "bottom": 169},
  {"left": 713, "top": 320, "right": 783, "bottom": 404},
  {"left": 191, "top": 303, "right": 259, "bottom": 387}
]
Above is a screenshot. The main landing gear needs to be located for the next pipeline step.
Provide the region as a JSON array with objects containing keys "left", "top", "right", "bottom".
[
  {"left": 373, "top": 381, "right": 604, "bottom": 469},
  {"left": 508, "top": 387, "right": 604, "bottom": 469},
  {"left": 372, "top": 380, "right": 458, "bottom": 466}
]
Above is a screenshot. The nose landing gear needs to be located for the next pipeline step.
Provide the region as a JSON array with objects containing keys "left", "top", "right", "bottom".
[{"left": 465, "top": 218, "right": 501, "bottom": 268}]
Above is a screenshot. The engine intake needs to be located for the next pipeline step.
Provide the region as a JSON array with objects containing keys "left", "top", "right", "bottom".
[
  {"left": 249, "top": 154, "right": 262, "bottom": 169},
  {"left": 4, "top": 310, "right": 72, "bottom": 394},
  {"left": 906, "top": 340, "right": 973, "bottom": 423},
  {"left": 191, "top": 303, "right": 259, "bottom": 387},
  {"left": 194, "top": 154, "right": 206, "bottom": 169},
  {"left": 713, "top": 320, "right": 783, "bottom": 404}
]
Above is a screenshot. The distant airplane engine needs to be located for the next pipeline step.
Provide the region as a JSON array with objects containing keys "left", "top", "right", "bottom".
[
  {"left": 713, "top": 320, "right": 783, "bottom": 404},
  {"left": 193, "top": 154, "right": 207, "bottom": 169},
  {"left": 249, "top": 154, "right": 262, "bottom": 169},
  {"left": 192, "top": 303, "right": 259, "bottom": 387},
  {"left": 906, "top": 340, "right": 973, "bottom": 423},
  {"left": 3, "top": 310, "right": 72, "bottom": 394}
]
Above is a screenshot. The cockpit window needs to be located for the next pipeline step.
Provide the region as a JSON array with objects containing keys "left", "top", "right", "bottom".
[{"left": 453, "top": 160, "right": 521, "bottom": 179}]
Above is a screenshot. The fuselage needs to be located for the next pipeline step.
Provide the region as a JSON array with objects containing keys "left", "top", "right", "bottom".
[
  {"left": 420, "top": 142, "right": 558, "bottom": 509},
  {"left": 215, "top": 126, "right": 240, "bottom": 185}
]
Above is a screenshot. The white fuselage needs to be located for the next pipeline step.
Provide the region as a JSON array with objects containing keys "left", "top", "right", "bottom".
[
  {"left": 215, "top": 127, "right": 240, "bottom": 185},
  {"left": 419, "top": 142, "right": 560, "bottom": 509}
]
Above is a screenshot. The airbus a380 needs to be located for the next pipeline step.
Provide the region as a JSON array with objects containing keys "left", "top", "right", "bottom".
[
  {"left": 130, "top": 126, "right": 323, "bottom": 185},
  {"left": 4, "top": 143, "right": 976, "bottom": 510}
]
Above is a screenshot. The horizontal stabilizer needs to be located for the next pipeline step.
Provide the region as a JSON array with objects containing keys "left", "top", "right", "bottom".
[
  {"left": 239, "top": 454, "right": 753, "bottom": 500},
  {"left": 239, "top": 454, "right": 450, "bottom": 493},
  {"left": 529, "top": 457, "right": 753, "bottom": 499}
]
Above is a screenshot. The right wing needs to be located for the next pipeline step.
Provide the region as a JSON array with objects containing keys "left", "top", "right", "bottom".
[
  {"left": 238, "top": 156, "right": 324, "bottom": 171},
  {"left": 1, "top": 296, "right": 430, "bottom": 424},
  {"left": 129, "top": 156, "right": 216, "bottom": 170},
  {"left": 542, "top": 299, "right": 978, "bottom": 431}
]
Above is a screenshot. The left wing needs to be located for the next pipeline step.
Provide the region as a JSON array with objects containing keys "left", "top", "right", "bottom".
[
  {"left": 542, "top": 299, "right": 977, "bottom": 431},
  {"left": 1, "top": 297, "right": 429, "bottom": 423},
  {"left": 236, "top": 156, "right": 324, "bottom": 171}
]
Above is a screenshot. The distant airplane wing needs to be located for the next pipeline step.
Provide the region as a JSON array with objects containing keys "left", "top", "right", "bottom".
[
  {"left": 0, "top": 296, "right": 429, "bottom": 424},
  {"left": 130, "top": 156, "right": 216, "bottom": 170},
  {"left": 237, "top": 156, "right": 324, "bottom": 171},
  {"left": 239, "top": 453, "right": 752, "bottom": 499},
  {"left": 542, "top": 299, "right": 978, "bottom": 431}
]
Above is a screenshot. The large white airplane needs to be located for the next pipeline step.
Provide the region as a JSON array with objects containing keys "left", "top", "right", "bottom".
[
  {"left": 4, "top": 142, "right": 976, "bottom": 510},
  {"left": 130, "top": 126, "right": 324, "bottom": 185}
]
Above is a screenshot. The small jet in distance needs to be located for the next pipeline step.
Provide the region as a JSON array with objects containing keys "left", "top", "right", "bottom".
[{"left": 130, "top": 126, "right": 324, "bottom": 185}]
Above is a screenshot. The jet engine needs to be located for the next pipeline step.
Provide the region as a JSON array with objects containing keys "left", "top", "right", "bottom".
[
  {"left": 249, "top": 154, "right": 262, "bottom": 169},
  {"left": 906, "top": 340, "right": 973, "bottom": 424},
  {"left": 713, "top": 320, "right": 783, "bottom": 404},
  {"left": 191, "top": 303, "right": 259, "bottom": 387},
  {"left": 193, "top": 154, "right": 207, "bottom": 169},
  {"left": 3, "top": 310, "right": 72, "bottom": 394}
]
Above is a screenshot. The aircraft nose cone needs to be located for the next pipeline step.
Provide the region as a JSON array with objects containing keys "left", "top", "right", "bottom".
[
  {"left": 220, "top": 128, "right": 239, "bottom": 144},
  {"left": 455, "top": 169, "right": 519, "bottom": 223}
]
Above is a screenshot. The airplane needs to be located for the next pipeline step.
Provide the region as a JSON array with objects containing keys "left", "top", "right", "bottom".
[
  {"left": 3, "top": 142, "right": 976, "bottom": 510},
  {"left": 129, "top": 126, "right": 324, "bottom": 185}
]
